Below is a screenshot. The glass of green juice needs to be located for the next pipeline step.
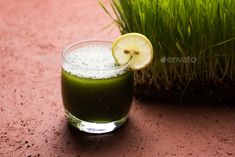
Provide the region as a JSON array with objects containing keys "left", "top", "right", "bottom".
[{"left": 61, "top": 41, "right": 134, "bottom": 134}]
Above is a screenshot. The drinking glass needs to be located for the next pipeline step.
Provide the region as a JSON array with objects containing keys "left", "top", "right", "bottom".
[{"left": 61, "top": 41, "right": 134, "bottom": 134}]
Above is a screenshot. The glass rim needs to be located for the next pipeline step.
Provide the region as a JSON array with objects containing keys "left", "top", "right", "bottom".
[{"left": 62, "top": 40, "right": 131, "bottom": 71}]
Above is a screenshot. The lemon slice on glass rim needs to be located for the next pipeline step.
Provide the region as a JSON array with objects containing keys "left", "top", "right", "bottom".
[{"left": 112, "top": 33, "right": 153, "bottom": 70}]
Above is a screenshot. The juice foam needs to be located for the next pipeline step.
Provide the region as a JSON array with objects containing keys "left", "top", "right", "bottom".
[{"left": 62, "top": 45, "right": 127, "bottom": 79}]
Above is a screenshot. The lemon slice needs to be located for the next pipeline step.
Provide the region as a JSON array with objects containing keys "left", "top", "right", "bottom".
[{"left": 112, "top": 33, "right": 153, "bottom": 70}]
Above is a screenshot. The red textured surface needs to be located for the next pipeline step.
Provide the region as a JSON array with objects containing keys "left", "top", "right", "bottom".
[{"left": 0, "top": 0, "right": 235, "bottom": 157}]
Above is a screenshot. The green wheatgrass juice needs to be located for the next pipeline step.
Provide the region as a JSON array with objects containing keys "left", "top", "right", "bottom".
[{"left": 62, "top": 44, "right": 134, "bottom": 124}]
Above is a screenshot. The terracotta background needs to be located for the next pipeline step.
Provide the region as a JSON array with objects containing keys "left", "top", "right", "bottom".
[{"left": 0, "top": 0, "right": 235, "bottom": 156}]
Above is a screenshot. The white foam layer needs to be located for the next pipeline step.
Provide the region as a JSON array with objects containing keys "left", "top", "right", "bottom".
[{"left": 62, "top": 45, "right": 127, "bottom": 79}]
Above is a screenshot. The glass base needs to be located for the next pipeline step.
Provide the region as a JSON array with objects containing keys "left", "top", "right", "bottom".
[{"left": 65, "top": 110, "right": 128, "bottom": 134}]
